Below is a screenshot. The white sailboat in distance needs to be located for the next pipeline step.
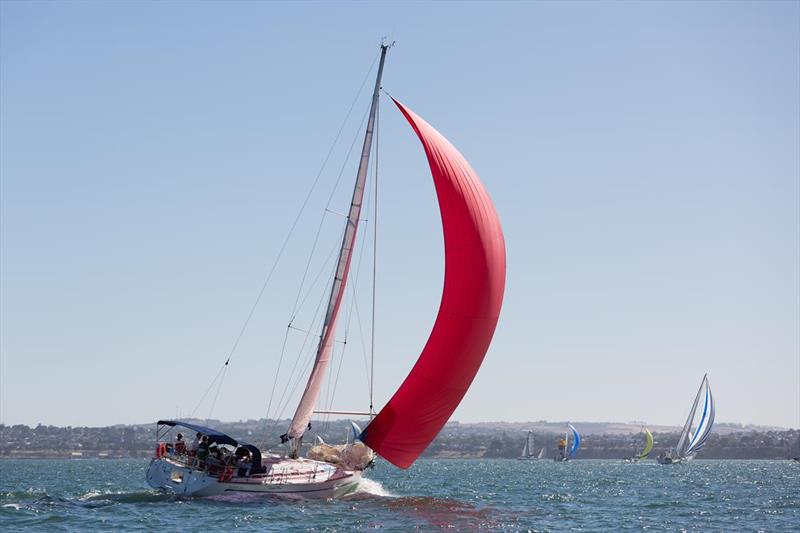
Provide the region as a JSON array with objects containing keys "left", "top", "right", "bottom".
[
  {"left": 519, "top": 431, "right": 546, "bottom": 460},
  {"left": 519, "top": 431, "right": 538, "bottom": 460},
  {"left": 145, "top": 43, "right": 506, "bottom": 498},
  {"left": 657, "top": 374, "right": 715, "bottom": 465}
]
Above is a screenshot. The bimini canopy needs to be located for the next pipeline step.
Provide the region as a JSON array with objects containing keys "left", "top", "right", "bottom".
[
  {"left": 157, "top": 420, "right": 265, "bottom": 473},
  {"left": 157, "top": 420, "right": 239, "bottom": 447}
]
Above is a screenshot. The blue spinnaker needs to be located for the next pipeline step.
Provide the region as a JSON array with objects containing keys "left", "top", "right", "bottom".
[{"left": 568, "top": 424, "right": 580, "bottom": 458}]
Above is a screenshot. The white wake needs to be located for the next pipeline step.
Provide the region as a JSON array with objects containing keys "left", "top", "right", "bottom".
[{"left": 347, "top": 477, "right": 395, "bottom": 499}]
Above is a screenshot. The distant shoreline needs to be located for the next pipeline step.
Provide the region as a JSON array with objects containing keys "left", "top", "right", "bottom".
[{"left": 3, "top": 421, "right": 798, "bottom": 461}]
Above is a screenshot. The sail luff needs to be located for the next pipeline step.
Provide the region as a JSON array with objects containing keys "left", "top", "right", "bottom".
[
  {"left": 675, "top": 374, "right": 706, "bottom": 457},
  {"left": 285, "top": 45, "right": 389, "bottom": 445}
]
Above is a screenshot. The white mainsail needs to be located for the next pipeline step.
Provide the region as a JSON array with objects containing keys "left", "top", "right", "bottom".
[
  {"left": 284, "top": 46, "right": 389, "bottom": 453},
  {"left": 685, "top": 378, "right": 714, "bottom": 455},
  {"left": 675, "top": 374, "right": 714, "bottom": 459},
  {"left": 521, "top": 431, "right": 534, "bottom": 458}
]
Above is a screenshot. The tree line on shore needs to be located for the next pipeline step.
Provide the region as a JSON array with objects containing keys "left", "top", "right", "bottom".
[{"left": 1, "top": 422, "right": 797, "bottom": 460}]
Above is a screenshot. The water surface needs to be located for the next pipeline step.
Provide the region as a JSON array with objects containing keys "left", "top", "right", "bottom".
[{"left": 1, "top": 458, "right": 797, "bottom": 531}]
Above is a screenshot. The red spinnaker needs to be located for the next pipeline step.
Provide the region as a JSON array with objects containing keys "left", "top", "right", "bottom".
[{"left": 360, "top": 99, "right": 506, "bottom": 469}]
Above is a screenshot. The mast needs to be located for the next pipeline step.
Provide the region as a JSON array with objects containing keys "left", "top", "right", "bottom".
[
  {"left": 283, "top": 43, "right": 390, "bottom": 456},
  {"left": 676, "top": 374, "right": 706, "bottom": 457}
]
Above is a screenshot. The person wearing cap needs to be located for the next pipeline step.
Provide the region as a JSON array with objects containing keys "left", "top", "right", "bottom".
[{"left": 174, "top": 433, "right": 187, "bottom": 455}]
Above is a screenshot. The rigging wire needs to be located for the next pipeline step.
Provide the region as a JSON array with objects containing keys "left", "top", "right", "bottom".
[
  {"left": 223, "top": 57, "right": 377, "bottom": 369},
  {"left": 261, "top": 252, "right": 340, "bottom": 448},
  {"left": 321, "top": 97, "right": 381, "bottom": 428},
  {"left": 369, "top": 92, "right": 380, "bottom": 413},
  {"left": 289, "top": 92, "right": 367, "bottom": 322},
  {"left": 259, "top": 237, "right": 341, "bottom": 447},
  {"left": 315, "top": 95, "right": 382, "bottom": 439},
  {"left": 260, "top": 102, "right": 371, "bottom": 445},
  {"left": 188, "top": 363, "right": 227, "bottom": 418},
  {"left": 264, "top": 291, "right": 330, "bottom": 449},
  {"left": 186, "top": 50, "right": 381, "bottom": 422},
  {"left": 205, "top": 363, "right": 229, "bottom": 424},
  {"left": 319, "top": 150, "right": 377, "bottom": 434},
  {"left": 263, "top": 235, "right": 338, "bottom": 438}
]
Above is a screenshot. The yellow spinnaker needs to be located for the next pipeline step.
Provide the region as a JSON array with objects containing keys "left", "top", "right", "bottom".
[{"left": 637, "top": 427, "right": 654, "bottom": 460}]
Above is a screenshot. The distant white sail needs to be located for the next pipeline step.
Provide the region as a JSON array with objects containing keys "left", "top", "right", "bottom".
[
  {"left": 521, "top": 431, "right": 534, "bottom": 458},
  {"left": 675, "top": 374, "right": 714, "bottom": 459},
  {"left": 685, "top": 379, "right": 714, "bottom": 454}
]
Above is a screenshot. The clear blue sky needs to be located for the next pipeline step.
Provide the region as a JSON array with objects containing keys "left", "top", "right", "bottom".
[{"left": 1, "top": 1, "right": 798, "bottom": 429}]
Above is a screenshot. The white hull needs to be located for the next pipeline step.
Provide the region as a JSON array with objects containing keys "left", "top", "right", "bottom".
[{"left": 146, "top": 456, "right": 361, "bottom": 498}]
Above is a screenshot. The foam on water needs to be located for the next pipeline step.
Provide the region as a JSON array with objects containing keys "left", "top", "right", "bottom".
[
  {"left": 79, "top": 489, "right": 172, "bottom": 504},
  {"left": 347, "top": 476, "right": 395, "bottom": 499}
]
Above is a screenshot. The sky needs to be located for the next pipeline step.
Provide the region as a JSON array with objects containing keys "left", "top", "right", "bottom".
[{"left": 1, "top": 1, "right": 798, "bottom": 430}]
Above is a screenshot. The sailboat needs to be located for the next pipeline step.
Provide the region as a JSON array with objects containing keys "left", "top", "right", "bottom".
[
  {"left": 555, "top": 424, "right": 580, "bottom": 462},
  {"left": 657, "top": 374, "right": 714, "bottom": 465},
  {"left": 145, "top": 43, "right": 506, "bottom": 497},
  {"left": 625, "top": 427, "right": 653, "bottom": 462},
  {"left": 518, "top": 431, "right": 543, "bottom": 460}
]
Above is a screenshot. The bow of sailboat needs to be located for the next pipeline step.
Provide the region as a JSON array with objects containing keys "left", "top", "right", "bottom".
[{"left": 360, "top": 99, "right": 506, "bottom": 469}]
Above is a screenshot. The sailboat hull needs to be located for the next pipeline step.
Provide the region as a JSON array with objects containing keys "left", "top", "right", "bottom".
[{"left": 146, "top": 456, "right": 361, "bottom": 498}]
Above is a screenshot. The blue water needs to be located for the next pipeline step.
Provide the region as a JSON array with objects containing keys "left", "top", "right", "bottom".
[{"left": 1, "top": 458, "right": 798, "bottom": 531}]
